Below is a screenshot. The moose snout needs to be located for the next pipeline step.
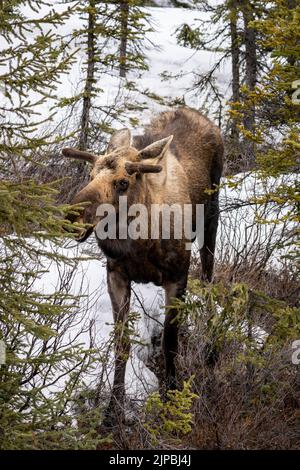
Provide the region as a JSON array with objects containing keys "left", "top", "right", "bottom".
[
  {"left": 65, "top": 201, "right": 96, "bottom": 242},
  {"left": 65, "top": 184, "right": 101, "bottom": 241}
]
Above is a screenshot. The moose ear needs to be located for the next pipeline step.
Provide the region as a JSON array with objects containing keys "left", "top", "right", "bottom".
[
  {"left": 138, "top": 135, "right": 173, "bottom": 160},
  {"left": 107, "top": 128, "right": 131, "bottom": 153}
]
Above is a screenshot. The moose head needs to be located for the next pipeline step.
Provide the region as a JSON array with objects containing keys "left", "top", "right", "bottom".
[{"left": 63, "top": 129, "right": 173, "bottom": 241}]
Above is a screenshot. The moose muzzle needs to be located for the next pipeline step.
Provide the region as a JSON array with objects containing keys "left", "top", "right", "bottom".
[{"left": 66, "top": 182, "right": 101, "bottom": 242}]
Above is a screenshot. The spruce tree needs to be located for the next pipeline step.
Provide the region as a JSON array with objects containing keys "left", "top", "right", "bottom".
[
  {"left": 248, "top": 0, "right": 299, "bottom": 256},
  {"left": 0, "top": 0, "right": 102, "bottom": 449},
  {"left": 176, "top": 0, "right": 267, "bottom": 169},
  {"left": 61, "top": 0, "right": 151, "bottom": 153}
]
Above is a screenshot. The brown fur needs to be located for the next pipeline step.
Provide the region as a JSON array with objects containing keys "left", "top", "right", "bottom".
[{"left": 63, "top": 107, "right": 224, "bottom": 428}]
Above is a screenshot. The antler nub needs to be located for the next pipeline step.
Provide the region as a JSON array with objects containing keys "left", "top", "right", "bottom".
[
  {"left": 62, "top": 147, "right": 99, "bottom": 165},
  {"left": 125, "top": 162, "right": 162, "bottom": 175}
]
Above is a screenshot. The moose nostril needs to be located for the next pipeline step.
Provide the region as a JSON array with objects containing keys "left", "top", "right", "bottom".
[{"left": 115, "top": 179, "right": 129, "bottom": 192}]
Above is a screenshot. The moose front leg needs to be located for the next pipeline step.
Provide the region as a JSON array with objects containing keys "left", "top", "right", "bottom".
[
  {"left": 163, "top": 276, "right": 187, "bottom": 392},
  {"left": 103, "top": 268, "right": 131, "bottom": 428}
]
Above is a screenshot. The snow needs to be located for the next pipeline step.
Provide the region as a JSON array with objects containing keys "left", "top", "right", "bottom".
[
  {"left": 218, "top": 172, "right": 297, "bottom": 269},
  {"left": 0, "top": 3, "right": 231, "bottom": 138},
  {"left": 33, "top": 241, "right": 164, "bottom": 398}
]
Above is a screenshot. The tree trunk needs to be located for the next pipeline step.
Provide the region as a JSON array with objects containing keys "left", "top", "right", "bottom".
[
  {"left": 79, "top": 0, "right": 96, "bottom": 151},
  {"left": 230, "top": 0, "right": 240, "bottom": 143},
  {"left": 119, "top": 1, "right": 129, "bottom": 78},
  {"left": 287, "top": 0, "right": 296, "bottom": 66},
  {"left": 241, "top": 1, "right": 257, "bottom": 165}
]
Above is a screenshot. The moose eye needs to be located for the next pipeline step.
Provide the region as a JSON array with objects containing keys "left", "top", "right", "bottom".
[
  {"left": 114, "top": 179, "right": 129, "bottom": 193},
  {"left": 105, "top": 157, "right": 116, "bottom": 170}
]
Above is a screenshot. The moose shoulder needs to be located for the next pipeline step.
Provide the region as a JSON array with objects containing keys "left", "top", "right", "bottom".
[{"left": 63, "top": 107, "right": 224, "bottom": 427}]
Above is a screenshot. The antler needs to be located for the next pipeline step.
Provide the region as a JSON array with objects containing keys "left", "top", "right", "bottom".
[
  {"left": 62, "top": 148, "right": 99, "bottom": 165},
  {"left": 125, "top": 162, "right": 162, "bottom": 175}
]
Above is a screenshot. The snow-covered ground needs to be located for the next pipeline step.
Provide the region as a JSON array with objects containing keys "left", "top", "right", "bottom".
[
  {"left": 34, "top": 240, "right": 164, "bottom": 398},
  {"left": 218, "top": 172, "right": 296, "bottom": 268}
]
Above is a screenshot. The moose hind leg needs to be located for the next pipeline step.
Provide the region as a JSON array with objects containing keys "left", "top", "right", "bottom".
[
  {"left": 200, "top": 193, "right": 219, "bottom": 282},
  {"left": 103, "top": 268, "right": 131, "bottom": 428},
  {"left": 163, "top": 276, "right": 187, "bottom": 392}
]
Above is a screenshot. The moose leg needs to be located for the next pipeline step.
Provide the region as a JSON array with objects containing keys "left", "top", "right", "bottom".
[
  {"left": 200, "top": 192, "right": 219, "bottom": 282},
  {"left": 200, "top": 194, "right": 221, "bottom": 367},
  {"left": 163, "top": 276, "right": 187, "bottom": 392},
  {"left": 103, "top": 268, "right": 131, "bottom": 428}
]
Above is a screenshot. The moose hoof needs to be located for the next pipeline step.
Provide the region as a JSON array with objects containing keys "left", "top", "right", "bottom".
[
  {"left": 101, "top": 405, "right": 125, "bottom": 431},
  {"left": 160, "top": 376, "right": 178, "bottom": 402}
]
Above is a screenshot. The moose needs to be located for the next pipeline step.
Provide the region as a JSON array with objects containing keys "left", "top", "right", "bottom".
[{"left": 63, "top": 107, "right": 223, "bottom": 427}]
